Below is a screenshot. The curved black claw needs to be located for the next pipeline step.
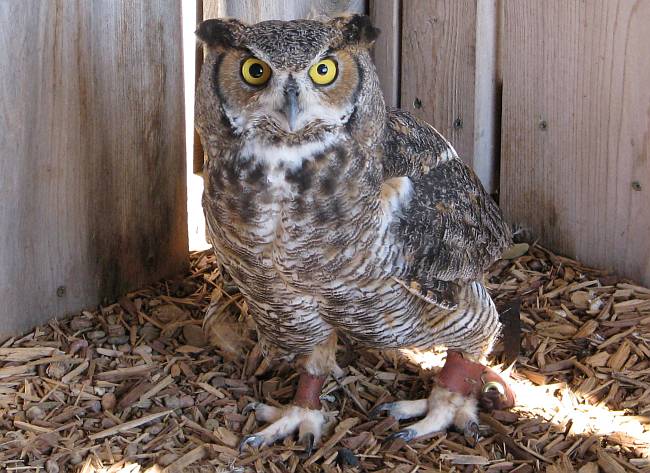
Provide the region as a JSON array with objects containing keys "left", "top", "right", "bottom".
[
  {"left": 239, "top": 434, "right": 264, "bottom": 453},
  {"left": 336, "top": 447, "right": 360, "bottom": 467},
  {"left": 369, "top": 402, "right": 394, "bottom": 419},
  {"left": 299, "top": 432, "right": 315, "bottom": 457},
  {"left": 463, "top": 421, "right": 480, "bottom": 446},
  {"left": 385, "top": 428, "right": 417, "bottom": 443},
  {"left": 241, "top": 402, "right": 258, "bottom": 416}
]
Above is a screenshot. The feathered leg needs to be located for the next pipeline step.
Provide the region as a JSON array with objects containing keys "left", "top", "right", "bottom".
[
  {"left": 372, "top": 300, "right": 515, "bottom": 444},
  {"left": 239, "top": 334, "right": 338, "bottom": 454},
  {"left": 379, "top": 384, "right": 479, "bottom": 442}
]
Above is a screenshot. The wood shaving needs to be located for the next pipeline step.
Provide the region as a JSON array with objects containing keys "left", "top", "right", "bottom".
[{"left": 1, "top": 245, "right": 649, "bottom": 472}]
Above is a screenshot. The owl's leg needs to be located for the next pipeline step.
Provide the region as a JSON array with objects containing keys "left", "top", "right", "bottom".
[
  {"left": 239, "top": 334, "right": 338, "bottom": 454},
  {"left": 374, "top": 293, "right": 516, "bottom": 444},
  {"left": 382, "top": 383, "right": 480, "bottom": 444},
  {"left": 239, "top": 374, "right": 326, "bottom": 453},
  {"left": 374, "top": 350, "right": 515, "bottom": 445}
]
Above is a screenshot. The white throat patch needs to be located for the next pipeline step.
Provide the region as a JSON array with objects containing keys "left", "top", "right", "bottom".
[{"left": 240, "top": 132, "right": 340, "bottom": 171}]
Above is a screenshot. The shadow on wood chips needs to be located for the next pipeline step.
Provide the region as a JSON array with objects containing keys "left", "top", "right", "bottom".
[{"left": 1, "top": 244, "right": 649, "bottom": 472}]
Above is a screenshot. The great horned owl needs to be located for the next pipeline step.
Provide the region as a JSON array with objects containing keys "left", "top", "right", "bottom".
[{"left": 195, "top": 15, "right": 514, "bottom": 452}]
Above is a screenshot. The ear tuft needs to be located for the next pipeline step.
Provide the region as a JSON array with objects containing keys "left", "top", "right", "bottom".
[
  {"left": 195, "top": 19, "right": 244, "bottom": 48},
  {"left": 335, "top": 14, "right": 380, "bottom": 46}
]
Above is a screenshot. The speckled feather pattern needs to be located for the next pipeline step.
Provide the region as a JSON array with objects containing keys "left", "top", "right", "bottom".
[
  {"left": 384, "top": 110, "right": 512, "bottom": 305},
  {"left": 195, "top": 16, "right": 511, "bottom": 361}
]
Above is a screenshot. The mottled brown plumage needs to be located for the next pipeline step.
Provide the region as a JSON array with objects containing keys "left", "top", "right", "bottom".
[
  {"left": 385, "top": 110, "right": 510, "bottom": 308},
  {"left": 195, "top": 14, "right": 512, "bottom": 451}
]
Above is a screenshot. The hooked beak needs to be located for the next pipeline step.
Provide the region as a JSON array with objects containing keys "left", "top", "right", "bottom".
[{"left": 281, "top": 77, "right": 300, "bottom": 132}]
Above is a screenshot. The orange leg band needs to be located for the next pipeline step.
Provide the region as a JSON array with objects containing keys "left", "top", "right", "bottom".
[{"left": 293, "top": 373, "right": 326, "bottom": 410}]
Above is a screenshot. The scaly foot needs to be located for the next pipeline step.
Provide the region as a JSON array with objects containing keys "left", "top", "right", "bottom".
[
  {"left": 372, "top": 386, "right": 481, "bottom": 444},
  {"left": 372, "top": 351, "right": 515, "bottom": 445},
  {"left": 239, "top": 402, "right": 325, "bottom": 454},
  {"left": 239, "top": 372, "right": 328, "bottom": 454}
]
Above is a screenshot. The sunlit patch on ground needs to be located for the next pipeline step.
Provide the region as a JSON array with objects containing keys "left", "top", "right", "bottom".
[
  {"left": 509, "top": 377, "right": 650, "bottom": 443},
  {"left": 70, "top": 460, "right": 245, "bottom": 473}
]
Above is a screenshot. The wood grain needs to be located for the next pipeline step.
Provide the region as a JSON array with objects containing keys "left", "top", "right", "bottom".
[
  {"left": 473, "top": 0, "right": 498, "bottom": 193},
  {"left": 369, "top": 0, "right": 401, "bottom": 108},
  {"left": 500, "top": 0, "right": 650, "bottom": 285},
  {"left": 0, "top": 1, "right": 188, "bottom": 336},
  {"left": 400, "top": 1, "right": 482, "bottom": 172}
]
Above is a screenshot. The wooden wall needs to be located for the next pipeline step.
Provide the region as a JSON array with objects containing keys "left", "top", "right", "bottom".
[
  {"left": 401, "top": 1, "right": 477, "bottom": 169},
  {"left": 373, "top": 0, "right": 499, "bottom": 193},
  {"left": 369, "top": 0, "right": 400, "bottom": 108},
  {"left": 500, "top": 1, "right": 650, "bottom": 285},
  {"left": 0, "top": 1, "right": 188, "bottom": 337}
]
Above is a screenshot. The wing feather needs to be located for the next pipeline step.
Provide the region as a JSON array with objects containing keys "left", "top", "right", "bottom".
[{"left": 383, "top": 110, "right": 511, "bottom": 307}]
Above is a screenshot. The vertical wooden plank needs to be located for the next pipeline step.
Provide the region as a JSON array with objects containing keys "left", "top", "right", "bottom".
[
  {"left": 500, "top": 1, "right": 650, "bottom": 285},
  {"left": 473, "top": 0, "right": 498, "bottom": 193},
  {"left": 0, "top": 1, "right": 188, "bottom": 336},
  {"left": 401, "top": 0, "right": 497, "bottom": 190},
  {"left": 370, "top": 0, "right": 401, "bottom": 108},
  {"left": 401, "top": 0, "right": 477, "bottom": 165},
  {"left": 203, "top": 0, "right": 366, "bottom": 22}
]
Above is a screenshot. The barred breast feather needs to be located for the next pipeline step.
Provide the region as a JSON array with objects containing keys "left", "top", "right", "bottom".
[{"left": 202, "top": 109, "right": 510, "bottom": 359}]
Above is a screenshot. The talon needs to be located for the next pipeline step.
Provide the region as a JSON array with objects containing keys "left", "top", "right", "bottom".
[
  {"left": 369, "top": 402, "right": 393, "bottom": 419},
  {"left": 299, "top": 432, "right": 315, "bottom": 457},
  {"left": 319, "top": 394, "right": 336, "bottom": 403},
  {"left": 336, "top": 447, "right": 360, "bottom": 467},
  {"left": 242, "top": 402, "right": 258, "bottom": 416},
  {"left": 239, "top": 434, "right": 264, "bottom": 453},
  {"left": 479, "top": 389, "right": 511, "bottom": 411},
  {"left": 464, "top": 421, "right": 480, "bottom": 446},
  {"left": 386, "top": 428, "right": 416, "bottom": 443}
]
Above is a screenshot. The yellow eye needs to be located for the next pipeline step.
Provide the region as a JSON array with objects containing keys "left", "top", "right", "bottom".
[
  {"left": 309, "top": 58, "right": 337, "bottom": 85},
  {"left": 241, "top": 57, "right": 271, "bottom": 86}
]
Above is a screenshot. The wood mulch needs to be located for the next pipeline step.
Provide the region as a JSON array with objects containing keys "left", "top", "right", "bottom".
[{"left": 1, "top": 244, "right": 649, "bottom": 473}]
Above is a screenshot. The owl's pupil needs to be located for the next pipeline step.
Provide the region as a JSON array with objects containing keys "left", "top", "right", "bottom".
[
  {"left": 317, "top": 64, "right": 328, "bottom": 75},
  {"left": 249, "top": 63, "right": 264, "bottom": 78}
]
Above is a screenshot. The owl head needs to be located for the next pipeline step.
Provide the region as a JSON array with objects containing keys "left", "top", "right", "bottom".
[{"left": 195, "top": 15, "right": 385, "bottom": 149}]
